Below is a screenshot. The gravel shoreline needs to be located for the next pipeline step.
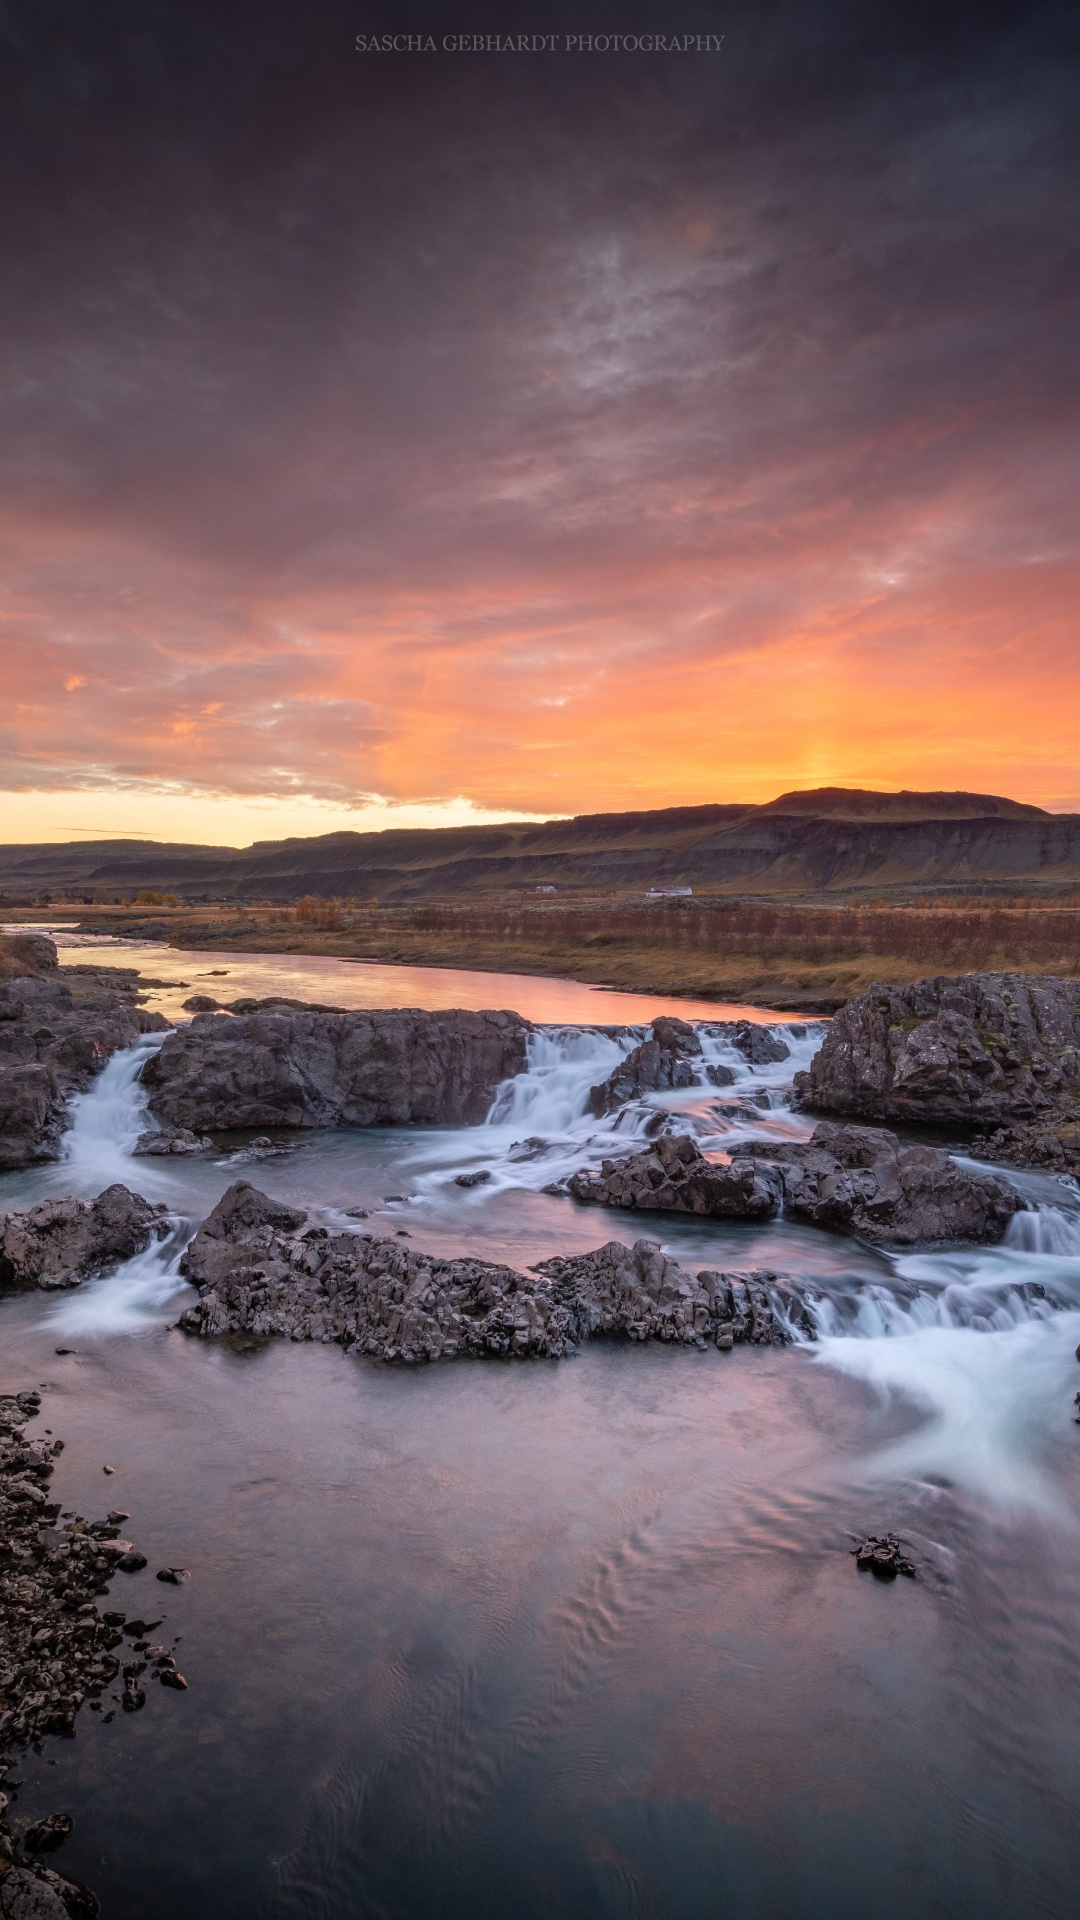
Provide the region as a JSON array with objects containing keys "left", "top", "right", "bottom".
[{"left": 0, "top": 1388, "right": 188, "bottom": 1917}]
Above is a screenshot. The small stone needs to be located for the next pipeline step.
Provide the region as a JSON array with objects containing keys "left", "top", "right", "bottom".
[
  {"left": 107, "top": 1511, "right": 130, "bottom": 1525},
  {"left": 23, "top": 1811, "right": 74, "bottom": 1854},
  {"left": 158, "top": 1669, "right": 188, "bottom": 1691},
  {"left": 116, "top": 1551, "right": 147, "bottom": 1573},
  {"left": 121, "top": 1684, "right": 145, "bottom": 1712},
  {"left": 155, "top": 1568, "right": 189, "bottom": 1585},
  {"left": 102, "top": 1466, "right": 115, "bottom": 1475}
]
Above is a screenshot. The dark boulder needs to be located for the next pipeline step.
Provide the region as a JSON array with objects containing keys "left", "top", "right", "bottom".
[
  {"left": 176, "top": 1184, "right": 798, "bottom": 1359},
  {"left": 730, "top": 1122, "right": 1024, "bottom": 1247},
  {"left": 0, "top": 1187, "right": 169, "bottom": 1291},
  {"left": 143, "top": 1006, "right": 531, "bottom": 1134},
  {"left": 588, "top": 1016, "right": 704, "bottom": 1115},
  {"left": 568, "top": 1133, "right": 781, "bottom": 1220},
  {"left": 795, "top": 972, "right": 1080, "bottom": 1131},
  {"left": 732, "top": 1021, "right": 790, "bottom": 1065}
]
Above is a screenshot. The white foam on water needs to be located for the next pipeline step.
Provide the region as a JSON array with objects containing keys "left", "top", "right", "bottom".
[
  {"left": 61, "top": 1031, "right": 168, "bottom": 1189},
  {"left": 403, "top": 1019, "right": 827, "bottom": 1197},
  {"left": 811, "top": 1311, "right": 1080, "bottom": 1515},
  {"left": 39, "top": 1230, "right": 193, "bottom": 1336},
  {"left": 804, "top": 1210, "right": 1080, "bottom": 1513}
]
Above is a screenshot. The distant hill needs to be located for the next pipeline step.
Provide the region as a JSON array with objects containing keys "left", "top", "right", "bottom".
[{"left": 1, "top": 788, "right": 1077, "bottom": 903}]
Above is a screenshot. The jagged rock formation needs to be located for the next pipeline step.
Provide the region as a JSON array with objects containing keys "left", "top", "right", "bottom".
[
  {"left": 588, "top": 1017, "right": 702, "bottom": 1114},
  {"left": 176, "top": 1181, "right": 798, "bottom": 1357},
  {"left": 0, "top": 1187, "right": 168, "bottom": 1291},
  {"left": 567, "top": 1124, "right": 1024, "bottom": 1247},
  {"left": 731, "top": 1021, "right": 791, "bottom": 1065},
  {"left": 795, "top": 973, "right": 1080, "bottom": 1131},
  {"left": 143, "top": 1007, "right": 531, "bottom": 1133},
  {"left": 0, "top": 944, "right": 168, "bottom": 1170},
  {"left": 569, "top": 1134, "right": 781, "bottom": 1220},
  {"left": 972, "top": 1118, "right": 1080, "bottom": 1178},
  {"left": 729, "top": 1122, "right": 1024, "bottom": 1246},
  {"left": 0, "top": 1388, "right": 171, "bottom": 1918},
  {"left": 586, "top": 1017, "right": 792, "bottom": 1117}
]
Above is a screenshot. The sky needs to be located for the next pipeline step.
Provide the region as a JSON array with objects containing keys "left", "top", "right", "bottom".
[{"left": 1, "top": 0, "right": 1078, "bottom": 845}]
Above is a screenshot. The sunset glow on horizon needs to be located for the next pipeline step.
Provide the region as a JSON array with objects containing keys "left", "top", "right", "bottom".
[{"left": 2, "top": 3, "right": 1078, "bottom": 843}]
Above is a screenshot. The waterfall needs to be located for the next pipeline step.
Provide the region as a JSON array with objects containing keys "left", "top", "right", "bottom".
[{"left": 61, "top": 1031, "right": 167, "bottom": 1189}]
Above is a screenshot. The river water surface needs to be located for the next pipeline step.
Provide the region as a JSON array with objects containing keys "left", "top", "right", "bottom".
[{"left": 2, "top": 942, "right": 1080, "bottom": 1918}]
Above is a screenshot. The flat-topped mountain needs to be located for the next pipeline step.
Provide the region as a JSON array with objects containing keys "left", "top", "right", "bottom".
[
  {"left": 0, "top": 787, "right": 1076, "bottom": 902},
  {"left": 756, "top": 787, "right": 1048, "bottom": 822}
]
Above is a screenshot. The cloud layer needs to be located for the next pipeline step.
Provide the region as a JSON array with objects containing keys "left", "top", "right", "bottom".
[{"left": 2, "top": 0, "right": 1078, "bottom": 834}]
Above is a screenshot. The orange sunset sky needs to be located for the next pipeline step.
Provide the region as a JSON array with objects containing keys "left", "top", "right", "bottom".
[{"left": 2, "top": 3, "right": 1078, "bottom": 844}]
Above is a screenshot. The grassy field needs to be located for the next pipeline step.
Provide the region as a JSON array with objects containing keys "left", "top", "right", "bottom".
[{"left": 11, "top": 895, "right": 1080, "bottom": 1010}]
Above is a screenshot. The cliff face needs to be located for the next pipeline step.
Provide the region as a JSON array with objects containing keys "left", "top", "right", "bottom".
[
  {"left": 0, "top": 787, "right": 1076, "bottom": 901},
  {"left": 143, "top": 1006, "right": 532, "bottom": 1132}
]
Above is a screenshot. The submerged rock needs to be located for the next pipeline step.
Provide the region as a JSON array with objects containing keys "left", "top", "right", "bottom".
[
  {"left": 795, "top": 972, "right": 1080, "bottom": 1130},
  {"left": 143, "top": 1006, "right": 532, "bottom": 1134},
  {"left": 177, "top": 1182, "right": 802, "bottom": 1359},
  {"left": 132, "top": 1126, "right": 212, "bottom": 1156},
  {"left": 0, "top": 1188, "right": 169, "bottom": 1291},
  {"left": 852, "top": 1533, "right": 916, "bottom": 1579}
]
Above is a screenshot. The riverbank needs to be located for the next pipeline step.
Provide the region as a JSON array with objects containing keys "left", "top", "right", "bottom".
[
  {"left": 0, "top": 1385, "right": 191, "bottom": 1918},
  {"left": 11, "top": 898, "right": 1080, "bottom": 1012}
]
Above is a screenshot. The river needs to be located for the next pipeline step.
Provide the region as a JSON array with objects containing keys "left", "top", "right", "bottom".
[{"left": 2, "top": 941, "right": 1080, "bottom": 1917}]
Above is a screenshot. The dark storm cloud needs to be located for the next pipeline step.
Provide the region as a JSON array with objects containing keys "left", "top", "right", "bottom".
[{"left": 0, "top": 0, "right": 1078, "bottom": 810}]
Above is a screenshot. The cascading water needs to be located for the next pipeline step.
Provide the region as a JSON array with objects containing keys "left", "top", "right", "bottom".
[
  {"left": 16, "top": 1004, "right": 1080, "bottom": 1509},
  {"left": 62, "top": 1030, "right": 168, "bottom": 1188},
  {"left": 402, "top": 1018, "right": 826, "bottom": 1198},
  {"left": 41, "top": 1227, "right": 193, "bottom": 1337},
  {"left": 37, "top": 1030, "right": 195, "bottom": 1334}
]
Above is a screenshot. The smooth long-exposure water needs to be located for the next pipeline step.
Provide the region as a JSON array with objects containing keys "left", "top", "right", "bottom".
[{"left": 2, "top": 943, "right": 1080, "bottom": 1917}]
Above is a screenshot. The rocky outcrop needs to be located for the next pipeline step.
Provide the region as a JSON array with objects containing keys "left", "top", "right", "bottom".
[
  {"left": 531, "top": 1243, "right": 803, "bottom": 1348},
  {"left": 0, "top": 1388, "right": 184, "bottom": 1919},
  {"left": 0, "top": 1188, "right": 168, "bottom": 1291},
  {"left": 0, "top": 952, "right": 169, "bottom": 1170},
  {"left": 794, "top": 973, "right": 1080, "bottom": 1131},
  {"left": 568, "top": 1134, "right": 782, "bottom": 1220},
  {"left": 143, "top": 1006, "right": 531, "bottom": 1133},
  {"left": 567, "top": 1123, "right": 1024, "bottom": 1247},
  {"left": 586, "top": 1017, "right": 792, "bottom": 1116},
  {"left": 0, "top": 933, "right": 59, "bottom": 985},
  {"left": 731, "top": 1021, "right": 791, "bottom": 1065},
  {"left": 177, "top": 1181, "right": 799, "bottom": 1357},
  {"left": 972, "top": 1118, "right": 1080, "bottom": 1178},
  {"left": 588, "top": 1017, "right": 702, "bottom": 1115},
  {"left": 729, "top": 1122, "right": 1024, "bottom": 1246}
]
